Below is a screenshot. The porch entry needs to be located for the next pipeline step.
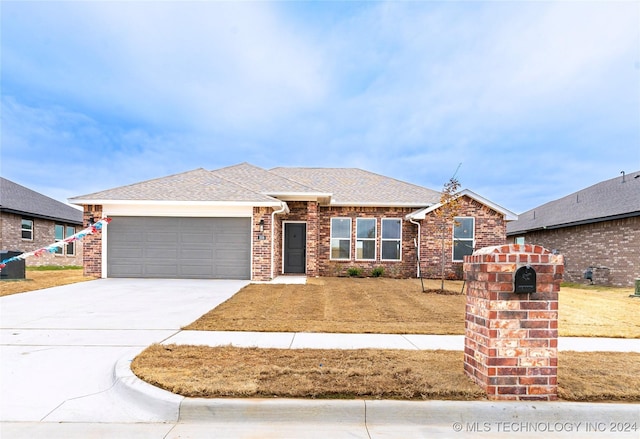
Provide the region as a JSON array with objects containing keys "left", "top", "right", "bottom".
[{"left": 284, "top": 222, "right": 306, "bottom": 274}]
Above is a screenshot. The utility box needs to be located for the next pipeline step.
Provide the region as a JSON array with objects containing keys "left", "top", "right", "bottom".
[
  {"left": 0, "top": 251, "right": 25, "bottom": 280},
  {"left": 634, "top": 279, "right": 640, "bottom": 297}
]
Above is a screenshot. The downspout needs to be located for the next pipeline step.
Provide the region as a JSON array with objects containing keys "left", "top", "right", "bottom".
[
  {"left": 271, "top": 201, "right": 289, "bottom": 280},
  {"left": 408, "top": 216, "right": 421, "bottom": 278}
]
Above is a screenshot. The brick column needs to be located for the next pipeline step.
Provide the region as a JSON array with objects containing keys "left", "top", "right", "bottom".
[
  {"left": 82, "top": 205, "right": 103, "bottom": 277},
  {"left": 252, "top": 207, "right": 272, "bottom": 281},
  {"left": 463, "top": 244, "right": 563, "bottom": 401},
  {"left": 306, "top": 201, "right": 319, "bottom": 277}
]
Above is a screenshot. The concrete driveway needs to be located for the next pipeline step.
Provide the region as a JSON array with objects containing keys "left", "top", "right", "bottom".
[{"left": 0, "top": 278, "right": 248, "bottom": 424}]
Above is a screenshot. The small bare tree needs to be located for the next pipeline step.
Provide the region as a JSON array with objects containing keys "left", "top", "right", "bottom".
[{"left": 434, "top": 175, "right": 461, "bottom": 291}]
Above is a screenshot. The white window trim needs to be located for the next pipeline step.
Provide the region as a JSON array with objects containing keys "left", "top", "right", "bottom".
[
  {"left": 21, "top": 218, "right": 34, "bottom": 241},
  {"left": 356, "top": 218, "right": 377, "bottom": 261},
  {"left": 381, "top": 218, "right": 402, "bottom": 261},
  {"left": 330, "top": 217, "right": 351, "bottom": 260},
  {"left": 452, "top": 216, "right": 475, "bottom": 262}
]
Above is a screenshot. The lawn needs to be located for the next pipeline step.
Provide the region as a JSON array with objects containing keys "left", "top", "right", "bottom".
[
  {"left": 132, "top": 345, "right": 640, "bottom": 402},
  {"left": 186, "top": 277, "right": 640, "bottom": 338},
  {"left": 0, "top": 267, "right": 96, "bottom": 297}
]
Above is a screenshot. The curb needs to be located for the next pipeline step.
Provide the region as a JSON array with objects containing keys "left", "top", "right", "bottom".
[
  {"left": 113, "top": 353, "right": 640, "bottom": 428},
  {"left": 113, "top": 349, "right": 184, "bottom": 422}
]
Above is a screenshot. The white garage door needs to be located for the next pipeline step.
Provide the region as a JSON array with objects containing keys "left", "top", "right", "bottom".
[{"left": 107, "top": 217, "right": 251, "bottom": 279}]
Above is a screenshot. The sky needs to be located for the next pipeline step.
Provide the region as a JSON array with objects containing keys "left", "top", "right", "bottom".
[{"left": 1, "top": 1, "right": 639, "bottom": 214}]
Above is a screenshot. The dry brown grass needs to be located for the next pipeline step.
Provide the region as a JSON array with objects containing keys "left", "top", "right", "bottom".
[
  {"left": 0, "top": 268, "right": 96, "bottom": 297},
  {"left": 185, "top": 277, "right": 466, "bottom": 334},
  {"left": 559, "top": 285, "right": 639, "bottom": 338},
  {"left": 186, "top": 277, "right": 639, "bottom": 338},
  {"left": 132, "top": 345, "right": 640, "bottom": 402},
  {"left": 132, "top": 344, "right": 485, "bottom": 400},
  {"left": 557, "top": 351, "right": 640, "bottom": 402}
]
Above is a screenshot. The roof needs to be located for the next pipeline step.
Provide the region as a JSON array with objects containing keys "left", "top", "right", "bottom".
[
  {"left": 270, "top": 167, "right": 441, "bottom": 206},
  {"left": 0, "top": 177, "right": 82, "bottom": 224},
  {"left": 69, "top": 163, "right": 499, "bottom": 210},
  {"left": 212, "top": 163, "right": 331, "bottom": 202},
  {"left": 407, "top": 189, "right": 518, "bottom": 221},
  {"left": 69, "top": 168, "right": 282, "bottom": 205},
  {"left": 507, "top": 170, "right": 640, "bottom": 235}
]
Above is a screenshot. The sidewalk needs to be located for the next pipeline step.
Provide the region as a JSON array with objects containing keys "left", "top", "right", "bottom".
[{"left": 162, "top": 330, "right": 640, "bottom": 352}]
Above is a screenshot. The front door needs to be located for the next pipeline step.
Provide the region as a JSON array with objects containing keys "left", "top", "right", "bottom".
[{"left": 284, "top": 223, "right": 306, "bottom": 274}]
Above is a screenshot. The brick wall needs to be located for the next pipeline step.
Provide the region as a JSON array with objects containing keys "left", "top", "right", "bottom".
[
  {"left": 420, "top": 196, "right": 508, "bottom": 280},
  {"left": 463, "top": 244, "right": 563, "bottom": 401},
  {"left": 317, "top": 206, "right": 418, "bottom": 278},
  {"left": 252, "top": 207, "right": 272, "bottom": 281},
  {"left": 82, "top": 205, "right": 103, "bottom": 277},
  {"left": 510, "top": 216, "right": 639, "bottom": 287},
  {"left": 0, "top": 212, "right": 83, "bottom": 267}
]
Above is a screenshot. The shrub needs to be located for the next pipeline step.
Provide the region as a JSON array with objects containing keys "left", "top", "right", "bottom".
[
  {"left": 371, "top": 267, "right": 384, "bottom": 277},
  {"left": 347, "top": 267, "right": 364, "bottom": 277}
]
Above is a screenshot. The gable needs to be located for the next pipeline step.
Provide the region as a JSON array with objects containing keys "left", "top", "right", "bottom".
[{"left": 406, "top": 190, "right": 517, "bottom": 221}]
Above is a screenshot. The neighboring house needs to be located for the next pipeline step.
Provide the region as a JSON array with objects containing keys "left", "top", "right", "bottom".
[
  {"left": 507, "top": 170, "right": 640, "bottom": 287},
  {"left": 69, "top": 163, "right": 516, "bottom": 281},
  {"left": 0, "top": 178, "right": 83, "bottom": 267}
]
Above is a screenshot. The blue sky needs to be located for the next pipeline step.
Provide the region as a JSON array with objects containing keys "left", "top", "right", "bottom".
[{"left": 2, "top": 1, "right": 639, "bottom": 214}]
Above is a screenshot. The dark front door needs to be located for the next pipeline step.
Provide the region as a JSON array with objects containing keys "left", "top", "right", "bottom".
[{"left": 284, "top": 223, "right": 306, "bottom": 274}]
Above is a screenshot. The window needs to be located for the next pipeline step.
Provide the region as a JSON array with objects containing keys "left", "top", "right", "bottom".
[
  {"left": 21, "top": 219, "right": 33, "bottom": 240},
  {"left": 453, "top": 217, "right": 475, "bottom": 261},
  {"left": 356, "top": 218, "right": 376, "bottom": 260},
  {"left": 54, "top": 224, "right": 76, "bottom": 256},
  {"left": 330, "top": 218, "right": 351, "bottom": 260},
  {"left": 515, "top": 236, "right": 525, "bottom": 245},
  {"left": 54, "top": 224, "right": 65, "bottom": 255},
  {"left": 66, "top": 225, "right": 76, "bottom": 256},
  {"left": 381, "top": 218, "right": 401, "bottom": 260}
]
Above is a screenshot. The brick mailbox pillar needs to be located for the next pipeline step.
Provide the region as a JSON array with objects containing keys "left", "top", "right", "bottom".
[{"left": 463, "top": 244, "right": 564, "bottom": 401}]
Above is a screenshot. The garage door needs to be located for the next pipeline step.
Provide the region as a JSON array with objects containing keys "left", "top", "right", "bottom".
[{"left": 107, "top": 217, "right": 251, "bottom": 279}]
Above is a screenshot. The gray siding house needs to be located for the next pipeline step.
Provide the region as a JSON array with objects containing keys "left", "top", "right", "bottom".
[{"left": 507, "top": 171, "right": 640, "bottom": 287}]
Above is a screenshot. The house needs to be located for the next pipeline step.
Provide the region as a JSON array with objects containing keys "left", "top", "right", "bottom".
[
  {"left": 507, "top": 170, "right": 640, "bottom": 287},
  {"left": 0, "top": 177, "right": 83, "bottom": 267},
  {"left": 69, "top": 163, "right": 516, "bottom": 281}
]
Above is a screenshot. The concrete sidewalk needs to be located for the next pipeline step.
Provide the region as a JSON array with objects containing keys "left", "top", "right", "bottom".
[{"left": 163, "top": 330, "right": 640, "bottom": 352}]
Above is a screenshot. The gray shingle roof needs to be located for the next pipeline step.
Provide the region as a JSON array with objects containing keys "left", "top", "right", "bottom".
[
  {"left": 69, "top": 168, "right": 279, "bottom": 204},
  {"left": 212, "top": 163, "right": 324, "bottom": 195},
  {"left": 0, "top": 178, "right": 82, "bottom": 224},
  {"left": 70, "top": 164, "right": 446, "bottom": 207},
  {"left": 507, "top": 170, "right": 640, "bottom": 234},
  {"left": 271, "top": 167, "right": 441, "bottom": 206}
]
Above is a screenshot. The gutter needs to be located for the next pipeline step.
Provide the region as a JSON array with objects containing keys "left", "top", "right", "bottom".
[
  {"left": 408, "top": 215, "right": 421, "bottom": 278},
  {"left": 271, "top": 201, "right": 290, "bottom": 279},
  {"left": 506, "top": 211, "right": 640, "bottom": 236}
]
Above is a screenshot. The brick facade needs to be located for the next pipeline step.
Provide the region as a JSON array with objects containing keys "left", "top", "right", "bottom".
[
  {"left": 420, "top": 196, "right": 508, "bottom": 280},
  {"left": 80, "top": 197, "right": 509, "bottom": 281},
  {"left": 510, "top": 216, "right": 639, "bottom": 287},
  {"left": 82, "top": 205, "right": 103, "bottom": 277},
  {"left": 317, "top": 205, "right": 418, "bottom": 278},
  {"left": 463, "top": 244, "right": 563, "bottom": 401},
  {"left": 0, "top": 211, "right": 83, "bottom": 267},
  {"left": 252, "top": 207, "right": 272, "bottom": 281}
]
